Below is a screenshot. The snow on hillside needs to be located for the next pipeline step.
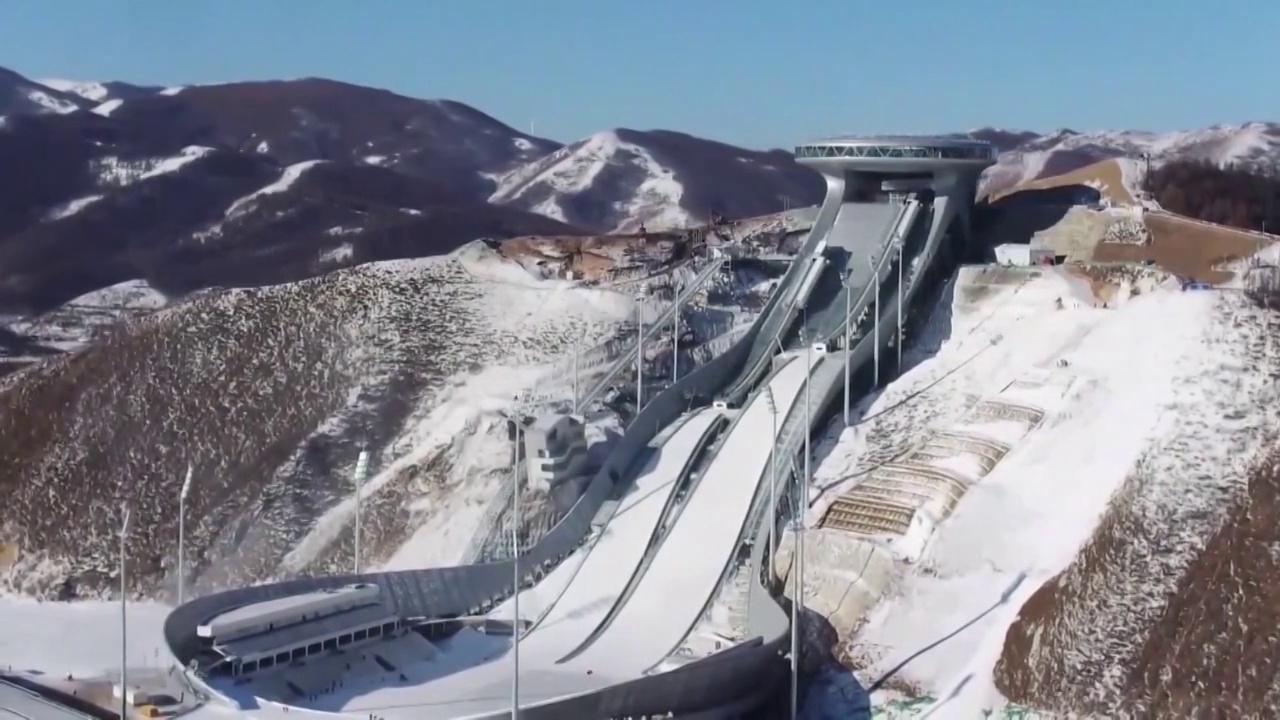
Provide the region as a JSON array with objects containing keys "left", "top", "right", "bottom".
[
  {"left": 139, "top": 145, "right": 215, "bottom": 180},
  {"left": 90, "top": 98, "right": 124, "bottom": 116},
  {"left": 45, "top": 194, "right": 104, "bottom": 220},
  {"left": 265, "top": 243, "right": 637, "bottom": 576},
  {"left": 977, "top": 122, "right": 1280, "bottom": 196},
  {"left": 802, "top": 264, "right": 1280, "bottom": 717},
  {"left": 5, "top": 279, "right": 169, "bottom": 353},
  {"left": 37, "top": 78, "right": 112, "bottom": 103},
  {"left": 24, "top": 88, "right": 79, "bottom": 114},
  {"left": 225, "top": 159, "right": 326, "bottom": 218},
  {"left": 490, "top": 130, "right": 692, "bottom": 233}
]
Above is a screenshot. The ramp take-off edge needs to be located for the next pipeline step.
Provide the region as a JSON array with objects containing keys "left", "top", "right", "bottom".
[{"left": 159, "top": 135, "right": 996, "bottom": 719}]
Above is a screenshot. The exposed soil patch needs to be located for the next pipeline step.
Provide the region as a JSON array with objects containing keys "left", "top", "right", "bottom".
[
  {"left": 988, "top": 159, "right": 1136, "bottom": 207},
  {"left": 1094, "top": 213, "right": 1265, "bottom": 283}
]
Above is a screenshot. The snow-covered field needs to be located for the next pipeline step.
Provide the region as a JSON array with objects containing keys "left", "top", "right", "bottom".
[
  {"left": 801, "top": 261, "right": 1279, "bottom": 717},
  {"left": 0, "top": 595, "right": 172, "bottom": 676}
]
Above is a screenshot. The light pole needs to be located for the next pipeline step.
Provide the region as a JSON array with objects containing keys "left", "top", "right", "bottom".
[
  {"left": 868, "top": 256, "right": 881, "bottom": 387},
  {"left": 119, "top": 503, "right": 130, "bottom": 720},
  {"left": 353, "top": 450, "right": 370, "bottom": 574},
  {"left": 842, "top": 277, "right": 851, "bottom": 426},
  {"left": 672, "top": 280, "right": 683, "bottom": 383},
  {"left": 509, "top": 401, "right": 524, "bottom": 718},
  {"left": 571, "top": 337, "right": 580, "bottom": 414},
  {"left": 635, "top": 290, "right": 645, "bottom": 415},
  {"left": 764, "top": 386, "right": 779, "bottom": 565},
  {"left": 897, "top": 238, "right": 904, "bottom": 374},
  {"left": 177, "top": 465, "right": 193, "bottom": 605}
]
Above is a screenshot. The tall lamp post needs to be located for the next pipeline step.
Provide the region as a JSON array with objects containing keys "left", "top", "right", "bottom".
[
  {"left": 177, "top": 465, "right": 193, "bottom": 605},
  {"left": 635, "top": 289, "right": 646, "bottom": 416},
  {"left": 353, "top": 450, "right": 370, "bottom": 574},
  {"left": 868, "top": 255, "right": 880, "bottom": 387},
  {"left": 672, "top": 280, "right": 683, "bottom": 383},
  {"left": 119, "top": 503, "right": 131, "bottom": 720},
  {"left": 508, "top": 399, "right": 525, "bottom": 718},
  {"left": 571, "top": 336, "right": 580, "bottom": 414},
  {"left": 764, "top": 386, "right": 779, "bottom": 563},
  {"left": 842, "top": 276, "right": 852, "bottom": 426},
  {"left": 897, "top": 237, "right": 905, "bottom": 374}
]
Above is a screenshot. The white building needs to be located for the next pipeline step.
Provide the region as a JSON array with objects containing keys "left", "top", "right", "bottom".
[
  {"left": 994, "top": 240, "right": 1055, "bottom": 266},
  {"left": 523, "top": 413, "right": 588, "bottom": 490}
]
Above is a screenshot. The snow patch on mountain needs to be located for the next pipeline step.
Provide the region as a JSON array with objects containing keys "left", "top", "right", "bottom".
[
  {"left": 614, "top": 142, "right": 687, "bottom": 232},
  {"left": 225, "top": 159, "right": 326, "bottom": 218},
  {"left": 159, "top": 86, "right": 185, "bottom": 96},
  {"left": 37, "top": 78, "right": 112, "bottom": 103},
  {"left": 45, "top": 194, "right": 103, "bottom": 221},
  {"left": 140, "top": 145, "right": 215, "bottom": 180},
  {"left": 490, "top": 129, "right": 691, "bottom": 232},
  {"left": 977, "top": 122, "right": 1280, "bottom": 194},
  {"left": 319, "top": 243, "right": 355, "bottom": 265},
  {"left": 491, "top": 131, "right": 618, "bottom": 205},
  {"left": 25, "top": 88, "right": 78, "bottom": 114},
  {"left": 90, "top": 98, "right": 123, "bottom": 116},
  {"left": 6, "top": 279, "right": 168, "bottom": 353}
]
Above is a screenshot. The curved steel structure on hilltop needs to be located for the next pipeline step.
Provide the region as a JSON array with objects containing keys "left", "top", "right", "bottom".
[{"left": 161, "top": 135, "right": 994, "bottom": 719}]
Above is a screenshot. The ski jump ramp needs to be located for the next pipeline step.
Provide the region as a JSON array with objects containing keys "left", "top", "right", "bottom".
[{"left": 162, "top": 136, "right": 994, "bottom": 719}]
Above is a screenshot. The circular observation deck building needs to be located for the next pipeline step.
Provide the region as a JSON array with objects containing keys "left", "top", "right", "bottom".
[
  {"left": 794, "top": 135, "right": 997, "bottom": 257},
  {"left": 795, "top": 135, "right": 995, "bottom": 198}
]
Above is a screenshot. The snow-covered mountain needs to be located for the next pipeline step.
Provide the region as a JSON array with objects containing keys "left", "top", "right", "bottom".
[
  {"left": 490, "top": 129, "right": 823, "bottom": 233},
  {"left": 0, "top": 66, "right": 86, "bottom": 116},
  {"left": 0, "top": 88, "right": 580, "bottom": 316},
  {"left": 972, "top": 122, "right": 1280, "bottom": 197},
  {"left": 37, "top": 77, "right": 163, "bottom": 106},
  {"left": 110, "top": 77, "right": 563, "bottom": 201}
]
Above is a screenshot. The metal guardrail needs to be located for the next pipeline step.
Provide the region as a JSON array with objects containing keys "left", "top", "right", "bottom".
[{"left": 459, "top": 460, "right": 522, "bottom": 563}]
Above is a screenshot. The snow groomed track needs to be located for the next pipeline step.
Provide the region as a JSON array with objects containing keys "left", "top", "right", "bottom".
[
  {"left": 558, "top": 352, "right": 820, "bottom": 675},
  {"left": 351, "top": 407, "right": 727, "bottom": 718},
  {"left": 163, "top": 135, "right": 995, "bottom": 720}
]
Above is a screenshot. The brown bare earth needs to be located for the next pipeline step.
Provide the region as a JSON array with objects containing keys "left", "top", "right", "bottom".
[
  {"left": 995, "top": 296, "right": 1280, "bottom": 717},
  {"left": 1095, "top": 212, "right": 1267, "bottom": 283},
  {"left": 989, "top": 159, "right": 1137, "bottom": 206},
  {"left": 998, "top": 445, "right": 1280, "bottom": 716}
]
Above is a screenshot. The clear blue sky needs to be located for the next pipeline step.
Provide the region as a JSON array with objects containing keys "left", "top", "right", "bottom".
[{"left": 3, "top": 0, "right": 1276, "bottom": 149}]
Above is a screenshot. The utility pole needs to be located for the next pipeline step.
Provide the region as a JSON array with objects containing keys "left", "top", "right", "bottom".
[
  {"left": 353, "top": 450, "right": 370, "bottom": 574},
  {"left": 119, "top": 503, "right": 131, "bottom": 720},
  {"left": 510, "top": 401, "right": 523, "bottom": 719},
  {"left": 178, "top": 465, "right": 193, "bottom": 605}
]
